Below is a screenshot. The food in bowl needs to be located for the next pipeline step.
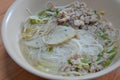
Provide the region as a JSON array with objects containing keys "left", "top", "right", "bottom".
[{"left": 19, "top": 1, "right": 118, "bottom": 76}]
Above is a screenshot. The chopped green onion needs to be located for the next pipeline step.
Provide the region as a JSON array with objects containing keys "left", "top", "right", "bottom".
[
  {"left": 102, "top": 60, "right": 111, "bottom": 67},
  {"left": 56, "top": 9, "right": 60, "bottom": 15},
  {"left": 38, "top": 9, "right": 52, "bottom": 18},
  {"left": 101, "top": 35, "right": 109, "bottom": 40},
  {"left": 94, "top": 10, "right": 97, "bottom": 14},
  {"left": 29, "top": 18, "right": 41, "bottom": 24},
  {"left": 96, "top": 57, "right": 101, "bottom": 61},
  {"left": 54, "top": 9, "right": 60, "bottom": 17},
  {"left": 97, "top": 31, "right": 109, "bottom": 40},
  {"left": 75, "top": 64, "right": 82, "bottom": 71},
  {"left": 38, "top": 8, "right": 60, "bottom": 18},
  {"left": 46, "top": 8, "right": 52, "bottom": 11},
  {"left": 38, "top": 10, "right": 46, "bottom": 16},
  {"left": 81, "top": 58, "right": 89, "bottom": 63},
  {"left": 67, "top": 59, "right": 72, "bottom": 65},
  {"left": 108, "top": 47, "right": 117, "bottom": 54},
  {"left": 75, "top": 67, "right": 80, "bottom": 71},
  {"left": 109, "top": 53, "right": 116, "bottom": 60},
  {"left": 88, "top": 63, "right": 92, "bottom": 66},
  {"left": 101, "top": 28, "right": 106, "bottom": 33},
  {"left": 102, "top": 50, "right": 106, "bottom": 54},
  {"left": 48, "top": 47, "right": 54, "bottom": 53},
  {"left": 97, "top": 31, "right": 103, "bottom": 36},
  {"left": 97, "top": 29, "right": 109, "bottom": 40}
]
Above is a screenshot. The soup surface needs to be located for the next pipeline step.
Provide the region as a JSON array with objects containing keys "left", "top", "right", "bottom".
[{"left": 20, "top": 1, "right": 118, "bottom": 76}]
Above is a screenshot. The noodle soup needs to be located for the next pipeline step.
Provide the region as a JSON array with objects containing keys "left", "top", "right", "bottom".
[{"left": 19, "top": 1, "right": 118, "bottom": 76}]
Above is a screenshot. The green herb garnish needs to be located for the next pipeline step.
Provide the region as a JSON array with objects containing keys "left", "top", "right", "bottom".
[
  {"left": 96, "top": 57, "right": 101, "bottom": 61},
  {"left": 46, "top": 8, "right": 52, "bottom": 11},
  {"left": 48, "top": 47, "right": 54, "bottom": 53},
  {"left": 88, "top": 63, "right": 92, "bottom": 66},
  {"left": 97, "top": 31, "right": 103, "bottom": 36},
  {"left": 75, "top": 67, "right": 80, "bottom": 71},
  {"left": 54, "top": 9, "right": 60, "bottom": 17},
  {"left": 29, "top": 18, "right": 41, "bottom": 24},
  {"left": 101, "top": 28, "right": 106, "bottom": 33},
  {"left": 38, "top": 9, "right": 51, "bottom": 18},
  {"left": 108, "top": 47, "right": 117, "bottom": 54},
  {"left": 102, "top": 60, "right": 111, "bottom": 67},
  {"left": 75, "top": 64, "right": 82, "bottom": 71},
  {"left": 102, "top": 49, "right": 106, "bottom": 54},
  {"left": 56, "top": 9, "right": 60, "bottom": 15},
  {"left": 38, "top": 10, "right": 46, "bottom": 16},
  {"left": 97, "top": 31, "right": 109, "bottom": 40},
  {"left": 109, "top": 53, "right": 116, "bottom": 60},
  {"left": 67, "top": 59, "right": 72, "bottom": 65},
  {"left": 81, "top": 58, "right": 89, "bottom": 63},
  {"left": 94, "top": 10, "right": 97, "bottom": 14},
  {"left": 101, "top": 35, "right": 109, "bottom": 40}
]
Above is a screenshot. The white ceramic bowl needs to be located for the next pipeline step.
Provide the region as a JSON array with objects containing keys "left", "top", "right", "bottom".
[{"left": 2, "top": 0, "right": 120, "bottom": 80}]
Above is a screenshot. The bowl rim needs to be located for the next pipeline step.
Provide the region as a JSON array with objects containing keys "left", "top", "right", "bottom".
[{"left": 1, "top": 0, "right": 120, "bottom": 80}]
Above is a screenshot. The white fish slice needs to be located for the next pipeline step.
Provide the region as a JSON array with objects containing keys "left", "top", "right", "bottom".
[{"left": 43, "top": 26, "right": 77, "bottom": 46}]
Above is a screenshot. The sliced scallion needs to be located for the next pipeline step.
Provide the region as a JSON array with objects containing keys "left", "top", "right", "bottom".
[
  {"left": 102, "top": 60, "right": 111, "bottom": 67},
  {"left": 108, "top": 47, "right": 117, "bottom": 54},
  {"left": 29, "top": 18, "right": 41, "bottom": 24},
  {"left": 67, "top": 59, "right": 72, "bottom": 65},
  {"left": 81, "top": 58, "right": 89, "bottom": 63},
  {"left": 48, "top": 47, "right": 54, "bottom": 53}
]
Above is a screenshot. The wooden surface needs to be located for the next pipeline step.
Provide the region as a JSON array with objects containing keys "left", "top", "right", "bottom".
[{"left": 0, "top": 0, "right": 120, "bottom": 80}]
